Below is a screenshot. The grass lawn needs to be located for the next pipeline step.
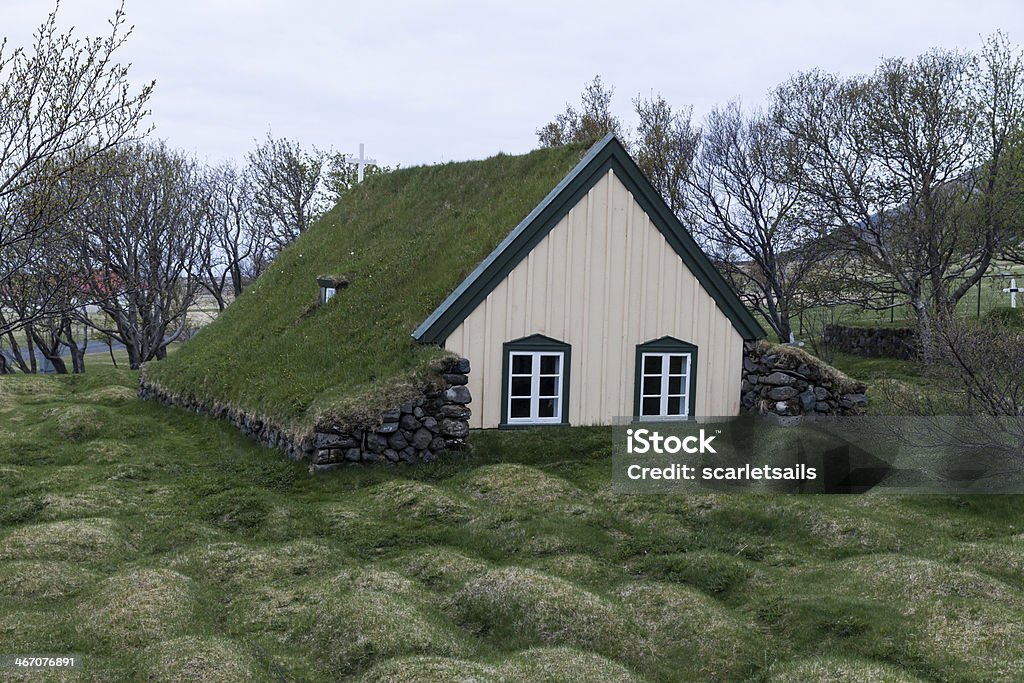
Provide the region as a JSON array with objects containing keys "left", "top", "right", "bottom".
[{"left": 2, "top": 369, "right": 1024, "bottom": 681}]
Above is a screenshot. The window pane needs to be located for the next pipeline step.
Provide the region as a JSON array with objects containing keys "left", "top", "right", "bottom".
[
  {"left": 511, "top": 354, "right": 532, "bottom": 374},
  {"left": 510, "top": 398, "right": 530, "bottom": 419},
  {"left": 643, "top": 355, "right": 662, "bottom": 374},
  {"left": 539, "top": 376, "right": 558, "bottom": 397},
  {"left": 669, "top": 355, "right": 684, "bottom": 374},
  {"left": 511, "top": 377, "right": 532, "bottom": 397},
  {"left": 642, "top": 376, "right": 661, "bottom": 396},
  {"left": 538, "top": 398, "right": 556, "bottom": 418},
  {"left": 539, "top": 354, "right": 560, "bottom": 375},
  {"left": 667, "top": 396, "right": 682, "bottom": 415},
  {"left": 668, "top": 376, "right": 682, "bottom": 395},
  {"left": 642, "top": 397, "right": 660, "bottom": 416}
]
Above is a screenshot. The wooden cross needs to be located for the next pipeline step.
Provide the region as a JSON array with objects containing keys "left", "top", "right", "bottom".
[
  {"left": 1003, "top": 278, "right": 1022, "bottom": 308},
  {"left": 350, "top": 143, "right": 377, "bottom": 183}
]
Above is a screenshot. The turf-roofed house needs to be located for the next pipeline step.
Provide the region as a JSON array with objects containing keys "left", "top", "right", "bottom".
[{"left": 141, "top": 134, "right": 766, "bottom": 468}]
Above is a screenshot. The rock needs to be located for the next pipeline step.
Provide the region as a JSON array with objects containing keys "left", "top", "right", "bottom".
[
  {"left": 743, "top": 357, "right": 759, "bottom": 373},
  {"left": 313, "top": 432, "right": 358, "bottom": 449},
  {"left": 440, "top": 419, "right": 469, "bottom": 439},
  {"left": 400, "top": 402, "right": 415, "bottom": 414},
  {"left": 381, "top": 409, "right": 401, "bottom": 423},
  {"left": 762, "top": 372, "right": 796, "bottom": 386},
  {"left": 344, "top": 448, "right": 362, "bottom": 462},
  {"left": 814, "top": 387, "right": 831, "bottom": 401},
  {"left": 387, "top": 432, "right": 408, "bottom": 450},
  {"left": 767, "top": 386, "right": 798, "bottom": 401},
  {"left": 310, "top": 463, "right": 347, "bottom": 474},
  {"left": 439, "top": 404, "right": 472, "bottom": 419},
  {"left": 383, "top": 449, "right": 400, "bottom": 463},
  {"left": 365, "top": 433, "right": 388, "bottom": 453},
  {"left": 454, "top": 357, "right": 471, "bottom": 374},
  {"left": 413, "top": 406, "right": 425, "bottom": 419},
  {"left": 412, "top": 427, "right": 433, "bottom": 449},
  {"left": 399, "top": 447, "right": 417, "bottom": 463},
  {"left": 445, "top": 386, "right": 472, "bottom": 404},
  {"left": 421, "top": 416, "right": 438, "bottom": 432},
  {"left": 444, "top": 373, "right": 469, "bottom": 386},
  {"left": 399, "top": 414, "right": 422, "bottom": 431},
  {"left": 376, "top": 421, "right": 400, "bottom": 434},
  {"left": 429, "top": 436, "right": 447, "bottom": 452},
  {"left": 798, "top": 388, "right": 816, "bottom": 412},
  {"left": 814, "top": 401, "right": 831, "bottom": 413}
]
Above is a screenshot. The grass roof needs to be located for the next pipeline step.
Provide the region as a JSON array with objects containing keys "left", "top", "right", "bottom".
[{"left": 143, "top": 143, "right": 590, "bottom": 434}]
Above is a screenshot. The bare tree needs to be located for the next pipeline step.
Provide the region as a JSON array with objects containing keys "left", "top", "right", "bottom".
[
  {"left": 247, "top": 133, "right": 327, "bottom": 249},
  {"left": 194, "top": 162, "right": 272, "bottom": 310},
  {"left": 0, "top": 1, "right": 153, "bottom": 316},
  {"left": 74, "top": 143, "right": 205, "bottom": 369},
  {"left": 686, "top": 102, "right": 819, "bottom": 342},
  {"left": 633, "top": 93, "right": 699, "bottom": 215},
  {"left": 537, "top": 76, "right": 623, "bottom": 147},
  {"left": 774, "top": 41, "right": 1023, "bottom": 358}
]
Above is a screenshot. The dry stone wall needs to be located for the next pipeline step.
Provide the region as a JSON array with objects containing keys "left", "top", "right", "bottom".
[
  {"left": 821, "top": 324, "right": 918, "bottom": 360},
  {"left": 139, "top": 357, "right": 472, "bottom": 472},
  {"left": 741, "top": 341, "right": 868, "bottom": 417}
]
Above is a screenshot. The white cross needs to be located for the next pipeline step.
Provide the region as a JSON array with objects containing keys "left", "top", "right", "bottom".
[
  {"left": 350, "top": 142, "right": 377, "bottom": 183},
  {"left": 1003, "top": 278, "right": 1022, "bottom": 308}
]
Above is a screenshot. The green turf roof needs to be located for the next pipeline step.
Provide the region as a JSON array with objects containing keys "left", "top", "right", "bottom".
[{"left": 143, "top": 143, "right": 592, "bottom": 433}]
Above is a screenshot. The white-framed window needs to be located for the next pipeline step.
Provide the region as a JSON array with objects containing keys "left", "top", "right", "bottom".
[
  {"left": 639, "top": 351, "right": 691, "bottom": 418},
  {"left": 323, "top": 286, "right": 337, "bottom": 302},
  {"left": 506, "top": 350, "right": 564, "bottom": 424}
]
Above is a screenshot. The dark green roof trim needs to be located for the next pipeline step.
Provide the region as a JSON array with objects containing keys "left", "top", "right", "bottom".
[{"left": 412, "top": 134, "right": 766, "bottom": 344}]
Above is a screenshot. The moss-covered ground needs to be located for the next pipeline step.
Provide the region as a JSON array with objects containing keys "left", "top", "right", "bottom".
[{"left": 2, "top": 368, "right": 1023, "bottom": 681}]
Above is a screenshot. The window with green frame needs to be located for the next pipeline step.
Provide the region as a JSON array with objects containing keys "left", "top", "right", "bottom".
[
  {"left": 501, "top": 334, "right": 571, "bottom": 426},
  {"left": 634, "top": 337, "right": 698, "bottom": 419}
]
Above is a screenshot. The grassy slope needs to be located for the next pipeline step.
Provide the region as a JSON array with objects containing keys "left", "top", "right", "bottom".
[
  {"left": 3, "top": 369, "right": 1024, "bottom": 681},
  {"left": 144, "top": 144, "right": 588, "bottom": 432}
]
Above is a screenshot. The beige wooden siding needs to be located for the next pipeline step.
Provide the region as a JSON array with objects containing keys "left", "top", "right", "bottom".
[{"left": 443, "top": 169, "right": 745, "bottom": 429}]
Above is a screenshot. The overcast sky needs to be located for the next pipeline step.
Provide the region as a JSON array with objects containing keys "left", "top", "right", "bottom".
[{"left": 4, "top": 1, "right": 1023, "bottom": 168}]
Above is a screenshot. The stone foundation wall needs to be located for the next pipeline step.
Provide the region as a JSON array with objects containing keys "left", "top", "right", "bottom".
[
  {"left": 741, "top": 341, "right": 868, "bottom": 417},
  {"left": 139, "top": 357, "right": 472, "bottom": 472},
  {"left": 821, "top": 324, "right": 918, "bottom": 360}
]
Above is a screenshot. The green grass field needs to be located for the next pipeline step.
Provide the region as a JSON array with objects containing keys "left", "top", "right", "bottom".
[{"left": 2, "top": 368, "right": 1024, "bottom": 681}]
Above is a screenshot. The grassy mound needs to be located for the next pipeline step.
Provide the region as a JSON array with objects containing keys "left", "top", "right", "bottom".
[
  {"left": 0, "top": 560, "right": 98, "bottom": 600},
  {"left": 235, "top": 583, "right": 472, "bottom": 675},
  {"left": 84, "top": 385, "right": 138, "bottom": 406},
  {"left": 459, "top": 464, "right": 584, "bottom": 507},
  {"left": 171, "top": 540, "right": 337, "bottom": 589},
  {"left": 357, "top": 656, "right": 496, "bottom": 683},
  {"left": 52, "top": 405, "right": 106, "bottom": 441},
  {"left": 357, "top": 648, "right": 643, "bottom": 683},
  {"left": 450, "top": 567, "right": 636, "bottom": 659},
  {"left": 617, "top": 581, "right": 764, "bottom": 681},
  {"left": 143, "top": 144, "right": 588, "bottom": 432},
  {"left": 765, "top": 656, "right": 927, "bottom": 682},
  {"left": 141, "top": 636, "right": 271, "bottom": 683},
  {"left": 76, "top": 569, "right": 196, "bottom": 647},
  {"left": 499, "top": 647, "right": 644, "bottom": 682},
  {"left": 395, "top": 547, "right": 490, "bottom": 591},
  {"left": 369, "top": 479, "right": 474, "bottom": 523},
  {"left": 0, "top": 518, "right": 126, "bottom": 562}
]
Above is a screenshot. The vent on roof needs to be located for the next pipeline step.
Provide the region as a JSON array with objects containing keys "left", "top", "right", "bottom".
[{"left": 317, "top": 274, "right": 353, "bottom": 304}]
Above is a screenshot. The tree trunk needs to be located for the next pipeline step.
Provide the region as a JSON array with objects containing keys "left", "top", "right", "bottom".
[{"left": 912, "top": 298, "right": 935, "bottom": 364}]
